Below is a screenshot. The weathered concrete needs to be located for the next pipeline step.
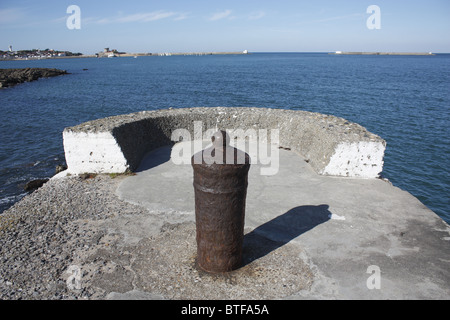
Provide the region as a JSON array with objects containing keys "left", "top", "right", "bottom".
[
  {"left": 62, "top": 107, "right": 386, "bottom": 178},
  {"left": 113, "top": 142, "right": 449, "bottom": 299},
  {"left": 4, "top": 107, "right": 444, "bottom": 300},
  {"left": 1, "top": 141, "right": 448, "bottom": 299}
]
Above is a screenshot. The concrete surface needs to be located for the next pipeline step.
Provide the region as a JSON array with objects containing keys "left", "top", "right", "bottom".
[
  {"left": 113, "top": 141, "right": 450, "bottom": 299},
  {"left": 62, "top": 107, "right": 385, "bottom": 178}
]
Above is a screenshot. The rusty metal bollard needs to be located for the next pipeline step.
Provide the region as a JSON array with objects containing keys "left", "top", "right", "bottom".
[{"left": 191, "top": 130, "right": 250, "bottom": 273}]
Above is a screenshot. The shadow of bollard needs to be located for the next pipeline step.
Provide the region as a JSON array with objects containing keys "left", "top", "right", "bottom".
[{"left": 243, "top": 204, "right": 331, "bottom": 266}]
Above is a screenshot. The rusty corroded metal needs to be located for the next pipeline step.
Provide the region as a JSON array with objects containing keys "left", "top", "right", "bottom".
[{"left": 191, "top": 130, "right": 250, "bottom": 273}]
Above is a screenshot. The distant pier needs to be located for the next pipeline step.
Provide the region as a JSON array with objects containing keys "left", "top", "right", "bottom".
[
  {"left": 330, "top": 51, "right": 434, "bottom": 56},
  {"left": 119, "top": 50, "right": 250, "bottom": 57}
]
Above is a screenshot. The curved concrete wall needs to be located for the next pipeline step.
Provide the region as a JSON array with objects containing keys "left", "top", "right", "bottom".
[{"left": 62, "top": 107, "right": 386, "bottom": 178}]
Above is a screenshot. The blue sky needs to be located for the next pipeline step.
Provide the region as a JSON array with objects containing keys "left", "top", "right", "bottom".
[{"left": 1, "top": 0, "right": 449, "bottom": 54}]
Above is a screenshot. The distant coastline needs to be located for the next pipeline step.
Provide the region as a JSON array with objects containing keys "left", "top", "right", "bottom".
[
  {"left": 0, "top": 55, "right": 97, "bottom": 61},
  {"left": 2, "top": 51, "right": 440, "bottom": 61},
  {"left": 330, "top": 51, "right": 434, "bottom": 56},
  {"left": 0, "top": 48, "right": 83, "bottom": 61},
  {"left": 1, "top": 51, "right": 250, "bottom": 61},
  {"left": 98, "top": 50, "right": 250, "bottom": 58}
]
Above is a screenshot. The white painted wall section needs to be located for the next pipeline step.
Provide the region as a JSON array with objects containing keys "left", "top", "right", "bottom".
[
  {"left": 60, "top": 108, "right": 387, "bottom": 178},
  {"left": 63, "top": 131, "right": 129, "bottom": 174},
  {"left": 321, "top": 141, "right": 385, "bottom": 178}
]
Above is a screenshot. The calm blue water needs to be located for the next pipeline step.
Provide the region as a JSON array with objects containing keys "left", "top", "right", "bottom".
[{"left": 1, "top": 53, "right": 449, "bottom": 223}]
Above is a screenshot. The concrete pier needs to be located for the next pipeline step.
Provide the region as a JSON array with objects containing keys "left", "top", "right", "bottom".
[
  {"left": 114, "top": 142, "right": 450, "bottom": 299},
  {"left": 61, "top": 107, "right": 386, "bottom": 178},
  {"left": 330, "top": 52, "right": 434, "bottom": 56},
  {"left": 1, "top": 107, "right": 448, "bottom": 300}
]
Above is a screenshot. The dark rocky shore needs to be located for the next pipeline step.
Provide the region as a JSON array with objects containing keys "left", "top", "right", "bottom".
[{"left": 0, "top": 68, "right": 69, "bottom": 88}]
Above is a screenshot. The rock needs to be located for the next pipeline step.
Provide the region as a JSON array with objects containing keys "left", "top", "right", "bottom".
[
  {"left": 79, "top": 173, "right": 96, "bottom": 180},
  {"left": 24, "top": 179, "right": 49, "bottom": 191},
  {"left": 0, "top": 68, "right": 69, "bottom": 88},
  {"left": 55, "top": 165, "right": 68, "bottom": 174}
]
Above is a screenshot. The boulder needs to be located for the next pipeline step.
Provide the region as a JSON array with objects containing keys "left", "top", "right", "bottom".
[
  {"left": 24, "top": 179, "right": 49, "bottom": 191},
  {"left": 55, "top": 164, "right": 68, "bottom": 174}
]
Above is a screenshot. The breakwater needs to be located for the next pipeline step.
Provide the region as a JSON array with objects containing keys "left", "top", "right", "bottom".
[
  {"left": 110, "top": 51, "right": 249, "bottom": 57},
  {"left": 152, "top": 51, "right": 249, "bottom": 56},
  {"left": 330, "top": 51, "right": 434, "bottom": 55}
]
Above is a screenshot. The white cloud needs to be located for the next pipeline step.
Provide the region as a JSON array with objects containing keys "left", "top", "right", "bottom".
[
  {"left": 248, "top": 11, "right": 266, "bottom": 20},
  {"left": 311, "top": 13, "right": 364, "bottom": 23},
  {"left": 83, "top": 10, "right": 189, "bottom": 25},
  {"left": 173, "top": 12, "right": 190, "bottom": 21},
  {"left": 0, "top": 8, "right": 25, "bottom": 24},
  {"left": 117, "top": 11, "right": 177, "bottom": 23},
  {"left": 209, "top": 9, "right": 232, "bottom": 21}
]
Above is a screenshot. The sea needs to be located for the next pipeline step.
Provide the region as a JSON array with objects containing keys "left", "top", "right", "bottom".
[{"left": 0, "top": 53, "right": 449, "bottom": 223}]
